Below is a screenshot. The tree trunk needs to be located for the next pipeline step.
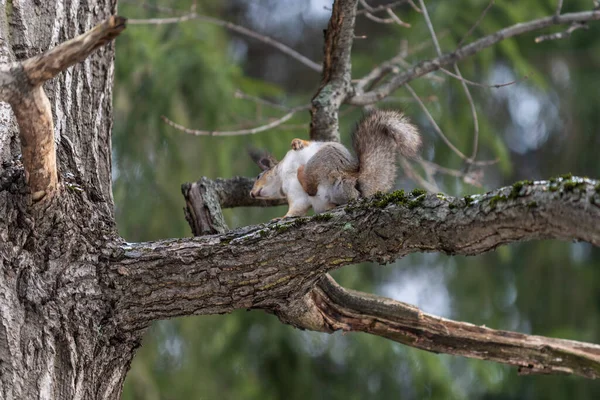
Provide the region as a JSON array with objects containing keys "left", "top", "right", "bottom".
[{"left": 0, "top": 1, "right": 139, "bottom": 399}]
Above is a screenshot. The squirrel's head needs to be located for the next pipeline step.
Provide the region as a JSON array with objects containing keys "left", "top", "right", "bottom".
[{"left": 249, "top": 149, "right": 284, "bottom": 199}]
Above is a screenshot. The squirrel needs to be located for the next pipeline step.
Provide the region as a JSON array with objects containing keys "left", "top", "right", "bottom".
[{"left": 249, "top": 110, "right": 421, "bottom": 219}]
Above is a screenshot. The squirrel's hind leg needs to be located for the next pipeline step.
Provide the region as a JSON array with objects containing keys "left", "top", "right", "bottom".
[{"left": 297, "top": 164, "right": 319, "bottom": 196}]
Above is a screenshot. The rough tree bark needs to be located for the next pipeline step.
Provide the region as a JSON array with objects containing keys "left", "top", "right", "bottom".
[
  {"left": 0, "top": 1, "right": 132, "bottom": 399},
  {"left": 1, "top": 1, "right": 600, "bottom": 399},
  {"left": 309, "top": 0, "right": 358, "bottom": 141}
]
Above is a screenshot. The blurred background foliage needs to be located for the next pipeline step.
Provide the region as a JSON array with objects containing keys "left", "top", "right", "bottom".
[{"left": 114, "top": 0, "right": 600, "bottom": 398}]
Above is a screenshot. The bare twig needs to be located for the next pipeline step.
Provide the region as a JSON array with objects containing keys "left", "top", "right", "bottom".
[
  {"left": 128, "top": 14, "right": 322, "bottom": 73},
  {"left": 457, "top": 0, "right": 495, "bottom": 47},
  {"left": 356, "top": 0, "right": 411, "bottom": 15},
  {"left": 399, "top": 158, "right": 440, "bottom": 192},
  {"left": 407, "top": 0, "right": 423, "bottom": 13},
  {"left": 349, "top": 10, "right": 600, "bottom": 105},
  {"left": 418, "top": 0, "right": 480, "bottom": 163},
  {"left": 355, "top": 52, "right": 443, "bottom": 95},
  {"left": 386, "top": 8, "right": 411, "bottom": 27},
  {"left": 379, "top": 95, "right": 439, "bottom": 103},
  {"left": 234, "top": 90, "right": 293, "bottom": 111},
  {"left": 439, "top": 67, "right": 524, "bottom": 88},
  {"left": 359, "top": 0, "right": 411, "bottom": 27},
  {"left": 418, "top": 0, "right": 442, "bottom": 55},
  {"left": 355, "top": 53, "right": 405, "bottom": 93},
  {"left": 456, "top": 70, "right": 480, "bottom": 163},
  {"left": 535, "top": 22, "right": 589, "bottom": 43},
  {"left": 418, "top": 158, "right": 485, "bottom": 187},
  {"left": 127, "top": 14, "right": 196, "bottom": 25},
  {"left": 162, "top": 106, "right": 308, "bottom": 137},
  {"left": 405, "top": 84, "right": 470, "bottom": 161}
]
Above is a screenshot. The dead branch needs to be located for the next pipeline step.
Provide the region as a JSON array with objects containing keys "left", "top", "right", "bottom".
[
  {"left": 0, "top": 16, "right": 126, "bottom": 202},
  {"left": 181, "top": 177, "right": 286, "bottom": 236},
  {"left": 281, "top": 275, "right": 600, "bottom": 379},
  {"left": 234, "top": 90, "right": 294, "bottom": 111}
]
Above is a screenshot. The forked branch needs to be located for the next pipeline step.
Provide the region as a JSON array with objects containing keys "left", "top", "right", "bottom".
[
  {"left": 116, "top": 177, "right": 600, "bottom": 378},
  {"left": 350, "top": 10, "right": 600, "bottom": 105}
]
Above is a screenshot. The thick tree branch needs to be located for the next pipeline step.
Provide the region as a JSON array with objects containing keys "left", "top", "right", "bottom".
[
  {"left": 310, "top": 0, "right": 359, "bottom": 141},
  {"left": 279, "top": 275, "right": 600, "bottom": 379},
  {"left": 0, "top": 16, "right": 126, "bottom": 202},
  {"left": 350, "top": 10, "right": 600, "bottom": 105},
  {"left": 111, "top": 178, "right": 600, "bottom": 359}
]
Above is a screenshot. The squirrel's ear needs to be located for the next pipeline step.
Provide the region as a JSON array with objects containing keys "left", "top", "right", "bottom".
[{"left": 248, "top": 147, "right": 278, "bottom": 171}]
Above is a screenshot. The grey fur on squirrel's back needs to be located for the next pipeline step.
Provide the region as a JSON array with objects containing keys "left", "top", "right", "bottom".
[{"left": 352, "top": 110, "right": 421, "bottom": 197}]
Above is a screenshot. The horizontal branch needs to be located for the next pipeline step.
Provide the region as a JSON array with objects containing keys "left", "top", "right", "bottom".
[
  {"left": 350, "top": 10, "right": 600, "bottom": 105},
  {"left": 277, "top": 275, "right": 600, "bottom": 379},
  {"left": 109, "top": 178, "right": 600, "bottom": 335}
]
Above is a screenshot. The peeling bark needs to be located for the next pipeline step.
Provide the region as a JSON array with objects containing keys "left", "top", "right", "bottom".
[
  {"left": 9, "top": 85, "right": 57, "bottom": 201},
  {"left": 291, "top": 275, "right": 600, "bottom": 379}
]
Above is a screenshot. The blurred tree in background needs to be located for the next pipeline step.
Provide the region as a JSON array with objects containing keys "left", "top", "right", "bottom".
[{"left": 115, "top": 0, "right": 600, "bottom": 398}]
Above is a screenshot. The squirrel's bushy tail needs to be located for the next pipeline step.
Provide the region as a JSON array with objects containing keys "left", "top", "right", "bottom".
[{"left": 352, "top": 110, "right": 421, "bottom": 197}]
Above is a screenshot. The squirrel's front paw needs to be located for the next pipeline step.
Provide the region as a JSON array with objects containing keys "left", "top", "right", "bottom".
[{"left": 291, "top": 138, "right": 310, "bottom": 151}]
